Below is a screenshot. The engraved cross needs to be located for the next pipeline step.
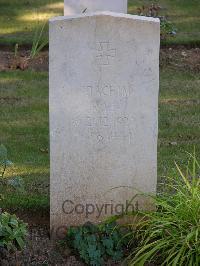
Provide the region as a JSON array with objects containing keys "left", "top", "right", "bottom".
[{"left": 96, "top": 42, "right": 116, "bottom": 66}]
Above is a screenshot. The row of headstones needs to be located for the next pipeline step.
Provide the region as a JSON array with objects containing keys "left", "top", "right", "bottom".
[
  {"left": 64, "top": 0, "right": 128, "bottom": 15},
  {"left": 50, "top": 0, "right": 160, "bottom": 236}
]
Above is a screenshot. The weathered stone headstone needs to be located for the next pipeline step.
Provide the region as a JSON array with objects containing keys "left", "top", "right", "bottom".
[
  {"left": 50, "top": 12, "right": 160, "bottom": 234},
  {"left": 64, "top": 0, "right": 127, "bottom": 15}
]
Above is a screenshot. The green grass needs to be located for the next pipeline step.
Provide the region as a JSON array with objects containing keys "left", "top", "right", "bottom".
[
  {"left": 0, "top": 0, "right": 199, "bottom": 46},
  {"left": 158, "top": 67, "right": 200, "bottom": 177},
  {"left": 0, "top": 66, "right": 199, "bottom": 212},
  {"left": 0, "top": 71, "right": 49, "bottom": 212},
  {"left": 0, "top": 0, "right": 63, "bottom": 45}
]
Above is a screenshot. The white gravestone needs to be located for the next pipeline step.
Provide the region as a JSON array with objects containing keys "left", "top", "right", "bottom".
[
  {"left": 50, "top": 12, "right": 160, "bottom": 233},
  {"left": 64, "top": 0, "right": 127, "bottom": 15}
]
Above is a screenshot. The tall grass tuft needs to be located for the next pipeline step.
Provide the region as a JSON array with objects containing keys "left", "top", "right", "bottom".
[
  {"left": 129, "top": 152, "right": 200, "bottom": 266},
  {"left": 30, "top": 22, "right": 48, "bottom": 59}
]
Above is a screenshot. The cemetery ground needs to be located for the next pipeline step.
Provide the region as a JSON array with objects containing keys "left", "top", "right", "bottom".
[
  {"left": 0, "top": 0, "right": 200, "bottom": 46},
  {"left": 0, "top": 0, "right": 200, "bottom": 265},
  {"left": 0, "top": 47, "right": 200, "bottom": 264},
  {"left": 0, "top": 48, "right": 199, "bottom": 213}
]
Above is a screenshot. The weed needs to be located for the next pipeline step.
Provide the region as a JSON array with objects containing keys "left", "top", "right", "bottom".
[
  {"left": 30, "top": 22, "right": 48, "bottom": 59},
  {"left": 128, "top": 152, "right": 200, "bottom": 265}
]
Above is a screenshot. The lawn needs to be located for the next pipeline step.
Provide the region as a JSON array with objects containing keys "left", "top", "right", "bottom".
[
  {"left": 0, "top": 71, "right": 49, "bottom": 212},
  {"left": 0, "top": 0, "right": 199, "bottom": 45},
  {"left": 0, "top": 66, "right": 199, "bottom": 212}
]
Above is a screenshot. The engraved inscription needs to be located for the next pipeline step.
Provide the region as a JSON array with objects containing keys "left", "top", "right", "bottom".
[
  {"left": 96, "top": 42, "right": 116, "bottom": 66},
  {"left": 83, "top": 84, "right": 134, "bottom": 97},
  {"left": 65, "top": 80, "right": 135, "bottom": 147},
  {"left": 66, "top": 81, "right": 136, "bottom": 147},
  {"left": 70, "top": 115, "right": 134, "bottom": 146}
]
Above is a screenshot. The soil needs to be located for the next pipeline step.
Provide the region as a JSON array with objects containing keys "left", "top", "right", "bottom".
[
  {"left": 0, "top": 49, "right": 49, "bottom": 72},
  {"left": 0, "top": 224, "right": 123, "bottom": 266},
  {"left": 160, "top": 47, "right": 200, "bottom": 73},
  {"left": 0, "top": 225, "right": 83, "bottom": 266},
  {"left": 0, "top": 211, "right": 123, "bottom": 266},
  {"left": 0, "top": 47, "right": 200, "bottom": 73}
]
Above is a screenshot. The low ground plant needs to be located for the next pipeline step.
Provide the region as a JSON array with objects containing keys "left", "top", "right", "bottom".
[
  {"left": 0, "top": 144, "right": 24, "bottom": 192},
  {"left": 10, "top": 22, "right": 48, "bottom": 70},
  {"left": 137, "top": 3, "right": 177, "bottom": 40},
  {"left": 0, "top": 212, "right": 27, "bottom": 251},
  {"left": 62, "top": 221, "right": 130, "bottom": 265},
  {"left": 0, "top": 145, "right": 27, "bottom": 252},
  {"left": 128, "top": 152, "right": 200, "bottom": 265}
]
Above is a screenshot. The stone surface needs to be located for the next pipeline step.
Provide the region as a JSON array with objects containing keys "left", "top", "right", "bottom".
[
  {"left": 64, "top": 0, "right": 127, "bottom": 15},
  {"left": 49, "top": 12, "right": 160, "bottom": 233}
]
